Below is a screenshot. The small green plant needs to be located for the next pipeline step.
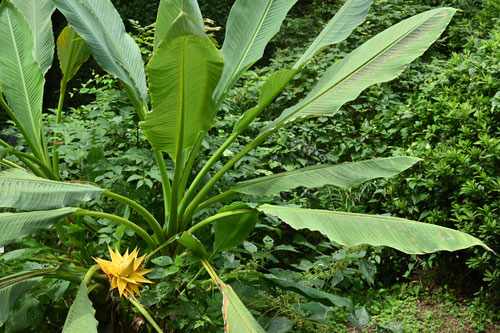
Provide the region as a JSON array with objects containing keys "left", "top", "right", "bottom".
[{"left": 0, "top": 0, "right": 492, "bottom": 331}]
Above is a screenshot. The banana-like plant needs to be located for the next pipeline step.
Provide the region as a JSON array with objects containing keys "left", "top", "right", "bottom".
[{"left": 0, "top": 0, "right": 492, "bottom": 331}]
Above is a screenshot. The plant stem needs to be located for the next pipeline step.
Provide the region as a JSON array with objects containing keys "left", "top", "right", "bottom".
[
  {"left": 187, "top": 209, "right": 255, "bottom": 234},
  {"left": 154, "top": 150, "right": 171, "bottom": 222},
  {"left": 102, "top": 190, "right": 166, "bottom": 244},
  {"left": 200, "top": 258, "right": 223, "bottom": 286},
  {"left": 55, "top": 80, "right": 68, "bottom": 125},
  {"left": 181, "top": 132, "right": 273, "bottom": 227},
  {"left": 72, "top": 209, "right": 157, "bottom": 250},
  {"left": 195, "top": 190, "right": 236, "bottom": 213},
  {"left": 179, "top": 267, "right": 204, "bottom": 296},
  {"left": 179, "top": 131, "right": 239, "bottom": 217},
  {"left": 83, "top": 264, "right": 100, "bottom": 285},
  {"left": 144, "top": 233, "right": 179, "bottom": 263},
  {"left": 169, "top": 147, "right": 184, "bottom": 237},
  {"left": 1, "top": 159, "right": 22, "bottom": 169},
  {"left": 168, "top": 51, "right": 187, "bottom": 237},
  {"left": 178, "top": 133, "right": 205, "bottom": 200},
  {"left": 129, "top": 296, "right": 163, "bottom": 333},
  {"left": 39, "top": 124, "right": 51, "bottom": 169},
  {"left": 51, "top": 78, "right": 68, "bottom": 177},
  {"left": 0, "top": 139, "right": 47, "bottom": 178},
  {"left": 14, "top": 148, "right": 58, "bottom": 179}
]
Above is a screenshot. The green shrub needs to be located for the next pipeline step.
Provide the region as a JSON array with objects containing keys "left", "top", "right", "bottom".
[{"left": 375, "top": 25, "right": 500, "bottom": 297}]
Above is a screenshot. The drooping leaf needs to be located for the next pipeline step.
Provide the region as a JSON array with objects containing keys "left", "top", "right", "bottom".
[
  {"left": 0, "top": 277, "right": 40, "bottom": 326},
  {"left": 0, "top": 169, "right": 103, "bottom": 211},
  {"left": 11, "top": 0, "right": 56, "bottom": 74},
  {"left": 0, "top": 208, "right": 77, "bottom": 247},
  {"left": 178, "top": 232, "right": 208, "bottom": 258},
  {"left": 232, "top": 157, "right": 421, "bottom": 196},
  {"left": 258, "top": 205, "right": 491, "bottom": 254},
  {"left": 294, "top": 0, "right": 372, "bottom": 68},
  {"left": 219, "top": 281, "right": 266, "bottom": 333},
  {"left": 141, "top": 13, "right": 223, "bottom": 160},
  {"left": 262, "top": 274, "right": 353, "bottom": 310},
  {"left": 154, "top": 0, "right": 204, "bottom": 50},
  {"left": 213, "top": 0, "right": 298, "bottom": 104},
  {"left": 214, "top": 203, "right": 258, "bottom": 252},
  {"left": 57, "top": 25, "right": 91, "bottom": 83},
  {"left": 263, "top": 8, "right": 457, "bottom": 133},
  {"left": 62, "top": 281, "right": 98, "bottom": 333},
  {"left": 0, "top": 1, "right": 45, "bottom": 151},
  {"left": 50, "top": 0, "right": 148, "bottom": 107}
]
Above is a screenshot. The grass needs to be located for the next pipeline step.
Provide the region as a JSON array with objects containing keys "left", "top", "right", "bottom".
[{"left": 360, "top": 283, "right": 500, "bottom": 333}]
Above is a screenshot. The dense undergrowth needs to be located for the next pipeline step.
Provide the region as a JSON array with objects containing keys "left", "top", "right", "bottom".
[{"left": 0, "top": 0, "right": 498, "bottom": 332}]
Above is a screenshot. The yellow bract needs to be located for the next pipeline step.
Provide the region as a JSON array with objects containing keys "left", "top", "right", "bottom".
[{"left": 94, "top": 246, "right": 153, "bottom": 298}]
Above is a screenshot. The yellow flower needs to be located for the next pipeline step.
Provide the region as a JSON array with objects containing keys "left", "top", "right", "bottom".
[{"left": 94, "top": 246, "right": 153, "bottom": 298}]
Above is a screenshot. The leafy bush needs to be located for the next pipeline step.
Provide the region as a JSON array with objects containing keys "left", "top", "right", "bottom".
[{"left": 374, "top": 25, "right": 500, "bottom": 297}]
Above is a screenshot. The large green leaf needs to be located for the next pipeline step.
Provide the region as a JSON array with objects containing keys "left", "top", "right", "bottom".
[
  {"left": 57, "top": 25, "right": 91, "bottom": 83},
  {"left": 213, "top": 0, "right": 298, "bottom": 104},
  {"left": 141, "top": 13, "right": 224, "bottom": 160},
  {"left": 234, "top": 0, "right": 372, "bottom": 133},
  {"left": 294, "top": 0, "right": 372, "bottom": 68},
  {"left": 263, "top": 8, "right": 456, "bottom": 133},
  {"left": 0, "top": 208, "right": 77, "bottom": 247},
  {"left": 50, "top": 0, "right": 148, "bottom": 108},
  {"left": 11, "top": 0, "right": 56, "bottom": 74},
  {"left": 214, "top": 203, "right": 259, "bottom": 252},
  {"left": 0, "top": 169, "right": 103, "bottom": 211},
  {"left": 258, "top": 205, "right": 491, "bottom": 254},
  {"left": 154, "top": 0, "right": 204, "bottom": 50},
  {"left": 62, "top": 281, "right": 98, "bottom": 333},
  {"left": 232, "top": 157, "right": 420, "bottom": 196},
  {"left": 0, "top": 276, "right": 41, "bottom": 325},
  {"left": 220, "top": 281, "right": 266, "bottom": 333},
  {"left": 0, "top": 1, "right": 45, "bottom": 151}
]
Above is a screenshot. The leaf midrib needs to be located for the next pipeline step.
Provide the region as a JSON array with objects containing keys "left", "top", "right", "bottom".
[
  {"left": 276, "top": 10, "right": 443, "bottom": 127},
  {"left": 223, "top": 286, "right": 255, "bottom": 332},
  {"left": 220, "top": 0, "right": 274, "bottom": 98},
  {"left": 262, "top": 205, "right": 474, "bottom": 230}
]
